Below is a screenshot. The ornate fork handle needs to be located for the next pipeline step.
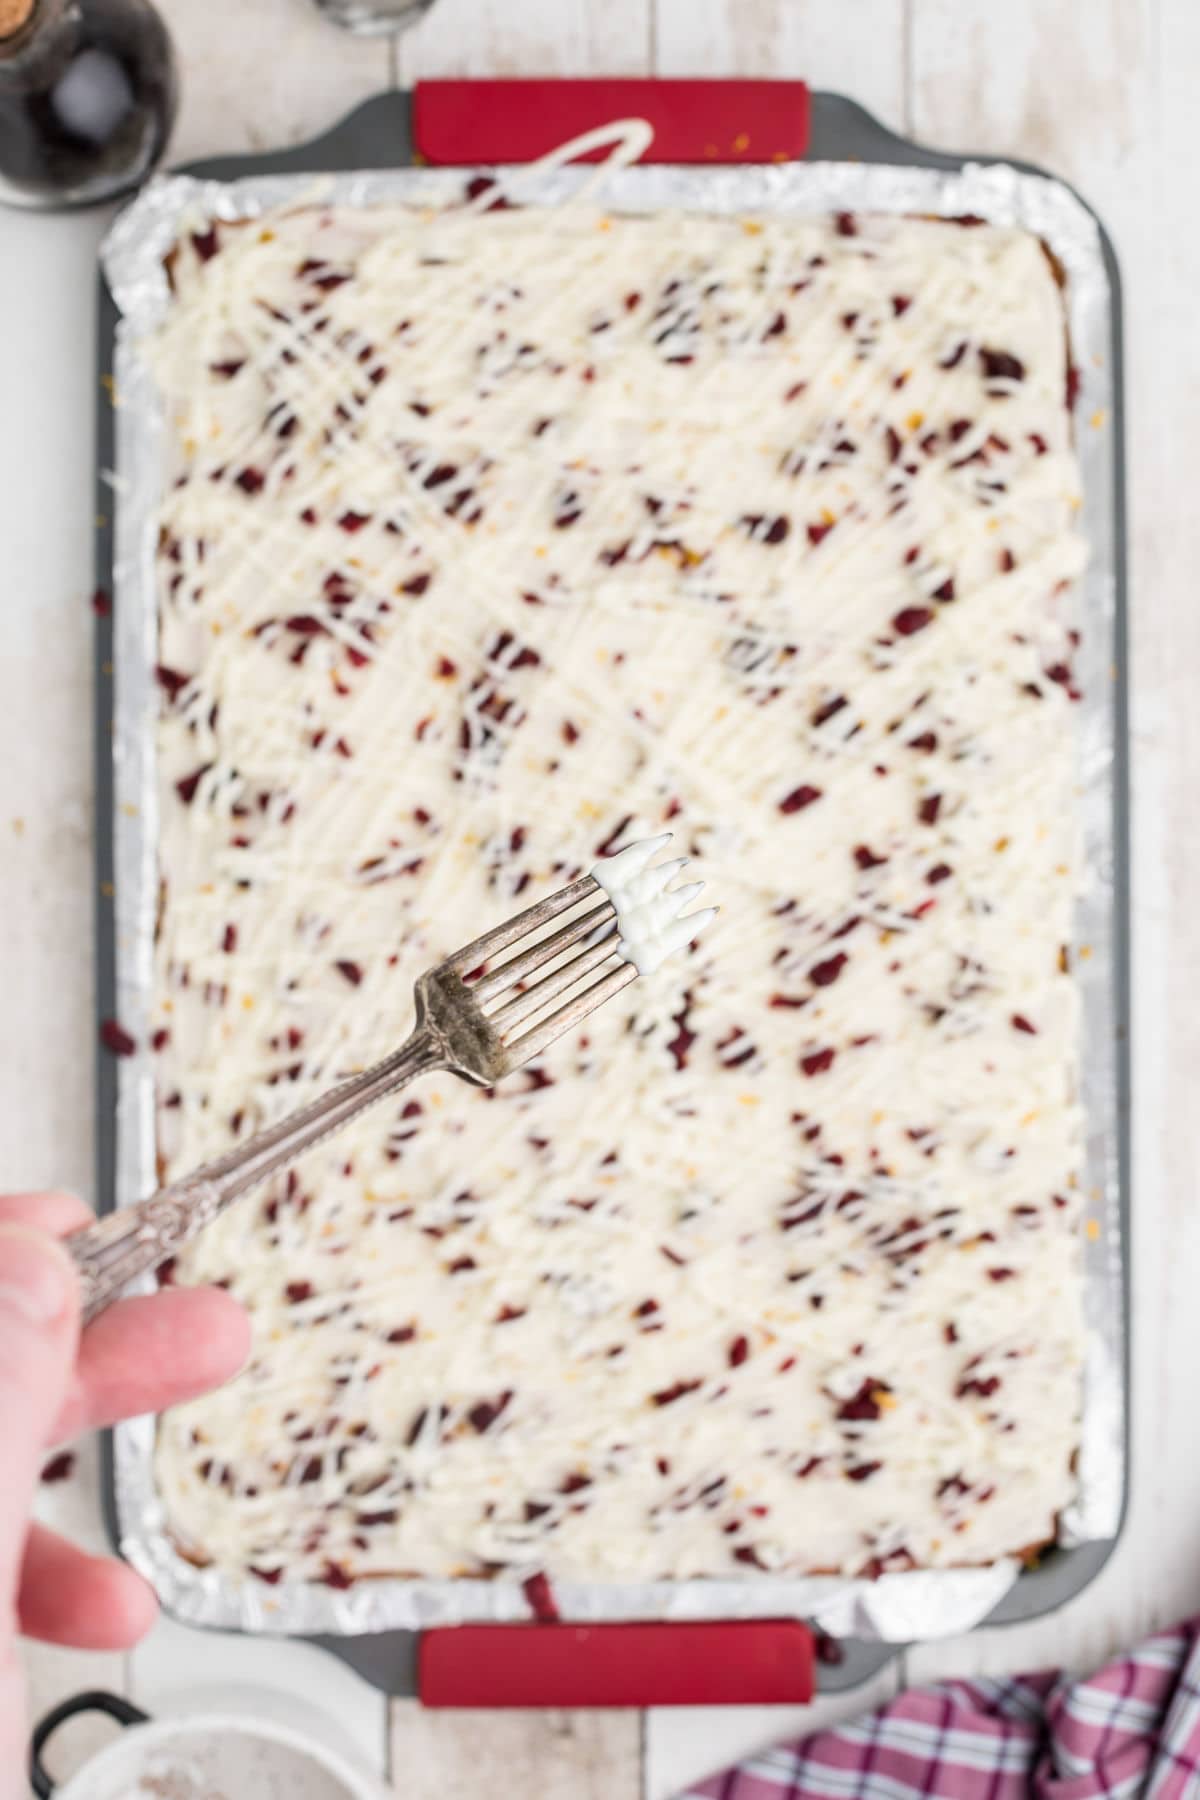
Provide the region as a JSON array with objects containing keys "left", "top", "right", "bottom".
[{"left": 67, "top": 1028, "right": 442, "bottom": 1325}]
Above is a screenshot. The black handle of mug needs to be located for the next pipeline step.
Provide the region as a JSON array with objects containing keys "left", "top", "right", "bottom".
[{"left": 29, "top": 1690, "right": 151, "bottom": 1797}]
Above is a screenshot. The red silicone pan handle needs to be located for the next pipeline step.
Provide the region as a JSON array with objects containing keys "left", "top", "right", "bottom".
[
  {"left": 419, "top": 1619, "right": 816, "bottom": 1708},
  {"left": 412, "top": 79, "right": 811, "bottom": 165}
]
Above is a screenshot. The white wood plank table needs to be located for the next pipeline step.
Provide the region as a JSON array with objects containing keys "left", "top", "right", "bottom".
[{"left": 4, "top": 0, "right": 1186, "bottom": 1792}]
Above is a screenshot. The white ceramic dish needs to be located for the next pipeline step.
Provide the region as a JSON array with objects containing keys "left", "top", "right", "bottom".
[{"left": 31, "top": 1696, "right": 391, "bottom": 1800}]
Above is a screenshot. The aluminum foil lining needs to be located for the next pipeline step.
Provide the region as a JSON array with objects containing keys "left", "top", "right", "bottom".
[{"left": 101, "top": 148, "right": 1125, "bottom": 1644}]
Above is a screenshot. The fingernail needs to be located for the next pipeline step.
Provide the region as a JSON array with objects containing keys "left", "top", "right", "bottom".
[{"left": 0, "top": 1226, "right": 75, "bottom": 1326}]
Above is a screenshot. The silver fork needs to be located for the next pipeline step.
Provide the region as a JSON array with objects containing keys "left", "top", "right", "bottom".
[{"left": 67, "top": 862, "right": 704, "bottom": 1323}]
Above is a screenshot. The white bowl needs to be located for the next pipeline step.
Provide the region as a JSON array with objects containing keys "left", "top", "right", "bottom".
[{"left": 36, "top": 1704, "right": 392, "bottom": 1800}]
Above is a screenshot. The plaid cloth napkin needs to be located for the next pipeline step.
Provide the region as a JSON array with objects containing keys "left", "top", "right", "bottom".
[{"left": 679, "top": 1619, "right": 1200, "bottom": 1799}]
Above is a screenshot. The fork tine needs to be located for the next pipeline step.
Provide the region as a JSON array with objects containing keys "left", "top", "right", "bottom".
[
  {"left": 446, "top": 873, "right": 600, "bottom": 973},
  {"left": 504, "top": 961, "right": 639, "bottom": 1063},
  {"left": 488, "top": 936, "right": 624, "bottom": 1032},
  {"left": 473, "top": 899, "right": 616, "bottom": 1004}
]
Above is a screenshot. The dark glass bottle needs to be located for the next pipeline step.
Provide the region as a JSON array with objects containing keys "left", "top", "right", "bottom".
[{"left": 0, "top": 0, "right": 176, "bottom": 209}]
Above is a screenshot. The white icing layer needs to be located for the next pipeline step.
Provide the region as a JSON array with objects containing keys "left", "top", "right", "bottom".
[
  {"left": 144, "top": 192, "right": 1088, "bottom": 1590},
  {"left": 592, "top": 834, "right": 716, "bottom": 976}
]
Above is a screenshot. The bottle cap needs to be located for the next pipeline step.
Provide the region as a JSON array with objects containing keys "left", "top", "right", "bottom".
[{"left": 0, "top": 0, "right": 35, "bottom": 38}]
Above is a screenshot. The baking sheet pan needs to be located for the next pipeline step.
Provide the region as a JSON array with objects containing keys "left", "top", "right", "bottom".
[{"left": 95, "top": 85, "right": 1129, "bottom": 1696}]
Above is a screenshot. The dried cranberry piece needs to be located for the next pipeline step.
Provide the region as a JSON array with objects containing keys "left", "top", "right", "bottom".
[
  {"left": 403, "top": 572, "right": 432, "bottom": 596},
  {"left": 801, "top": 1048, "right": 835, "bottom": 1078},
  {"left": 221, "top": 923, "right": 238, "bottom": 953},
  {"left": 406, "top": 1404, "right": 450, "bottom": 1446},
  {"left": 235, "top": 467, "right": 264, "bottom": 495},
  {"left": 651, "top": 1379, "right": 702, "bottom": 1407},
  {"left": 1011, "top": 1013, "right": 1037, "bottom": 1035},
  {"left": 468, "top": 1391, "right": 513, "bottom": 1434},
  {"left": 463, "top": 174, "right": 513, "bottom": 211},
  {"left": 988, "top": 1267, "right": 1017, "bottom": 1283},
  {"left": 523, "top": 1572, "right": 559, "bottom": 1622},
  {"left": 891, "top": 295, "right": 912, "bottom": 317},
  {"left": 980, "top": 348, "right": 1025, "bottom": 382},
  {"left": 780, "top": 784, "right": 822, "bottom": 814},
  {"left": 893, "top": 607, "right": 932, "bottom": 636},
  {"left": 854, "top": 845, "right": 886, "bottom": 870},
  {"left": 810, "top": 952, "right": 847, "bottom": 988},
  {"left": 285, "top": 1281, "right": 313, "bottom": 1303},
  {"left": 846, "top": 1461, "right": 882, "bottom": 1483},
  {"left": 734, "top": 1545, "right": 766, "bottom": 1569},
  {"left": 321, "top": 1562, "right": 353, "bottom": 1590},
  {"left": 812, "top": 695, "right": 847, "bottom": 727},
  {"left": 740, "top": 513, "right": 790, "bottom": 546},
  {"left": 932, "top": 578, "right": 956, "bottom": 603},
  {"left": 908, "top": 731, "right": 938, "bottom": 753},
  {"left": 1066, "top": 364, "right": 1081, "bottom": 409},
  {"left": 175, "top": 764, "right": 212, "bottom": 806},
  {"left": 41, "top": 1451, "right": 75, "bottom": 1484},
  {"left": 927, "top": 863, "right": 952, "bottom": 885},
  {"left": 151, "top": 1028, "right": 170, "bottom": 1051},
  {"left": 100, "top": 1018, "right": 136, "bottom": 1057},
  {"left": 335, "top": 960, "right": 363, "bottom": 986},
  {"left": 561, "top": 1471, "right": 592, "bottom": 1494},
  {"left": 837, "top": 1379, "right": 890, "bottom": 1422},
  {"left": 155, "top": 664, "right": 190, "bottom": 701},
  {"left": 387, "top": 1325, "right": 416, "bottom": 1343},
  {"left": 249, "top": 1565, "right": 283, "bottom": 1585},
  {"left": 957, "top": 1374, "right": 1001, "bottom": 1399},
  {"left": 729, "top": 1335, "right": 750, "bottom": 1368},
  {"left": 806, "top": 521, "right": 833, "bottom": 546},
  {"left": 191, "top": 226, "right": 220, "bottom": 261},
  {"left": 835, "top": 211, "right": 858, "bottom": 237},
  {"left": 666, "top": 997, "right": 695, "bottom": 1071}
]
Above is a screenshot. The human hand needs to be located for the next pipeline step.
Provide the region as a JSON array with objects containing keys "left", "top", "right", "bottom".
[{"left": 0, "top": 1191, "right": 249, "bottom": 1796}]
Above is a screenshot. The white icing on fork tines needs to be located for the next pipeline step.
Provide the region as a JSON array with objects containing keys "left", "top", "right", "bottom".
[{"left": 592, "top": 834, "right": 717, "bottom": 976}]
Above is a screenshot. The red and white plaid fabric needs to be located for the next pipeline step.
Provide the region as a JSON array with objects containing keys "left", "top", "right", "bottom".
[{"left": 679, "top": 1620, "right": 1200, "bottom": 1799}]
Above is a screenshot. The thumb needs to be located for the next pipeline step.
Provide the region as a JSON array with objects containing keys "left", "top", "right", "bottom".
[{"left": 0, "top": 1226, "right": 79, "bottom": 1609}]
